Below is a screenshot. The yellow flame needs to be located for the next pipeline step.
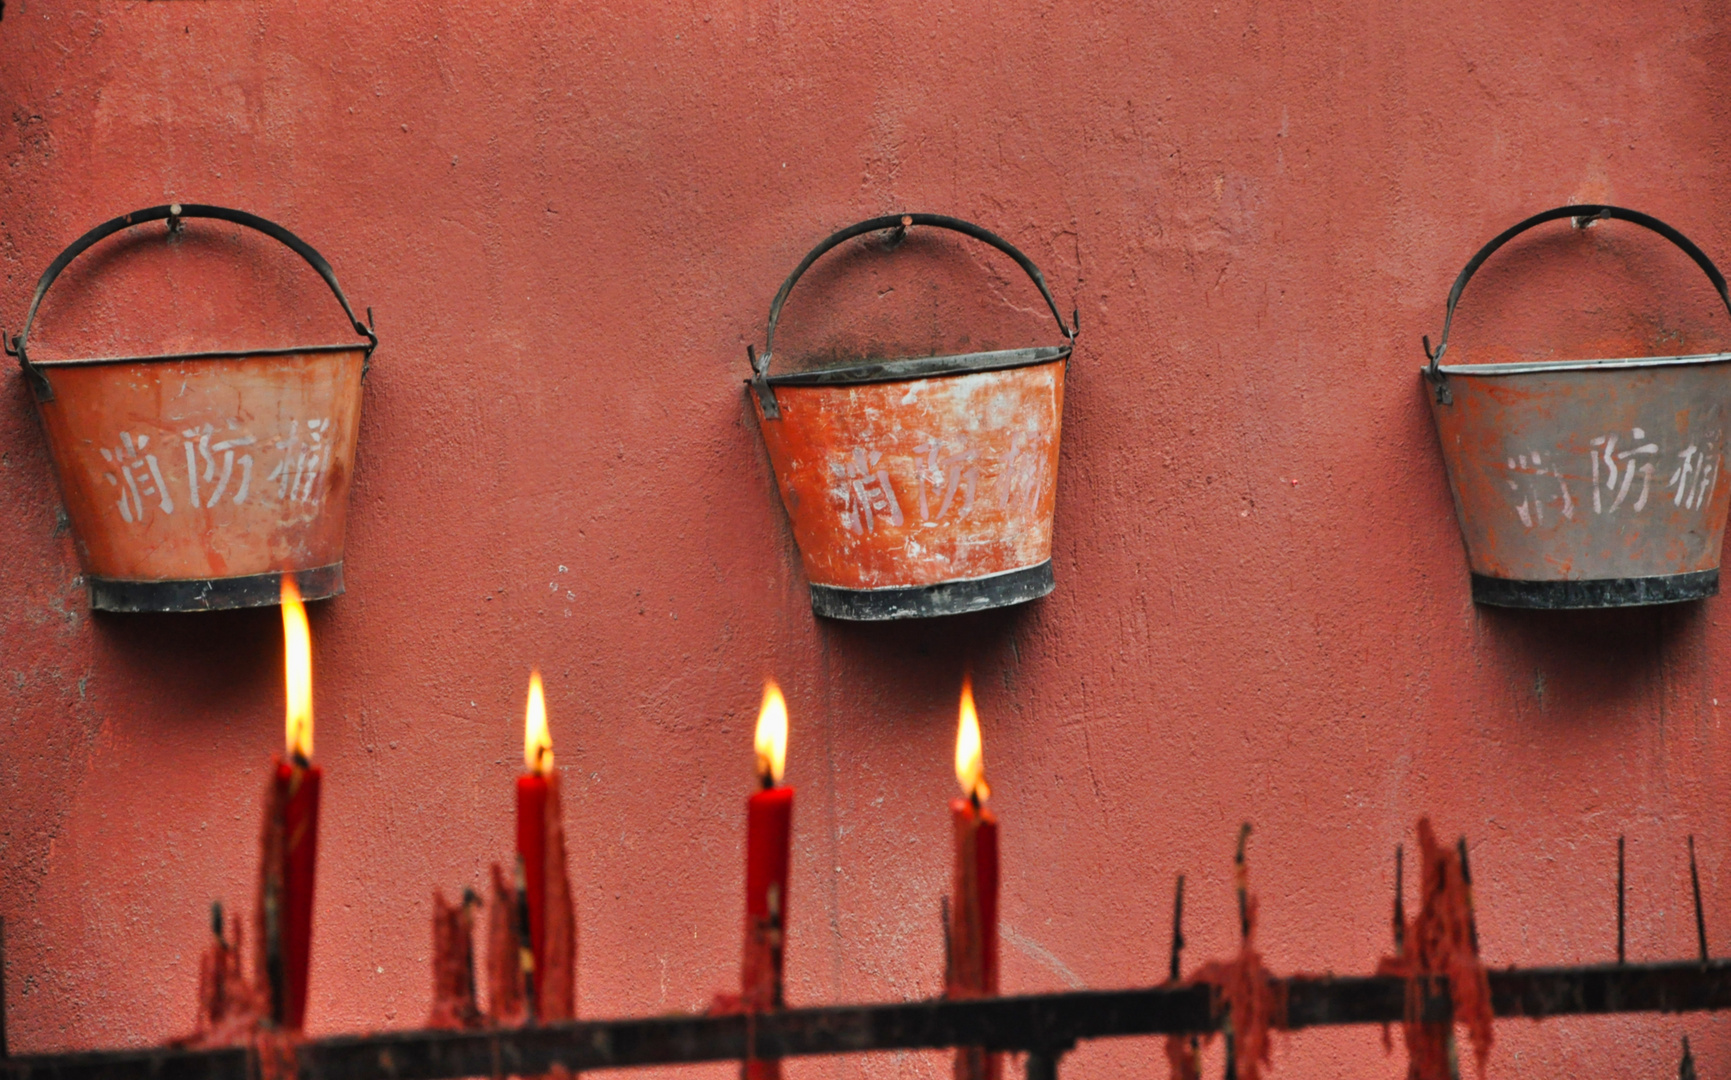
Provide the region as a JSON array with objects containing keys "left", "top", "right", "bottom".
[
  {"left": 524, "top": 670, "right": 553, "bottom": 774},
  {"left": 282, "top": 577, "right": 313, "bottom": 760},
  {"left": 755, "top": 680, "right": 788, "bottom": 785},
  {"left": 955, "top": 675, "right": 989, "bottom": 803}
]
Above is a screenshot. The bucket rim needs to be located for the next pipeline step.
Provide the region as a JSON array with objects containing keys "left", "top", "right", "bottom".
[
  {"left": 1427, "top": 350, "right": 1731, "bottom": 378},
  {"left": 88, "top": 563, "right": 345, "bottom": 613},
  {"left": 29, "top": 342, "right": 368, "bottom": 369},
  {"left": 762, "top": 344, "right": 1069, "bottom": 388},
  {"left": 809, "top": 561, "right": 1054, "bottom": 620},
  {"left": 1471, "top": 569, "right": 1718, "bottom": 609}
]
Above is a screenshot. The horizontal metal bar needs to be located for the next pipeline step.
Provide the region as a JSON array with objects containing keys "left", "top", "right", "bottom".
[{"left": 6, "top": 960, "right": 1730, "bottom": 1080}]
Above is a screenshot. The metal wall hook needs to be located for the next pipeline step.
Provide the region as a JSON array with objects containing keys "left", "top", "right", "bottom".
[
  {"left": 167, "top": 203, "right": 184, "bottom": 235},
  {"left": 746, "top": 344, "right": 780, "bottom": 419},
  {"left": 1421, "top": 335, "right": 1452, "bottom": 403}
]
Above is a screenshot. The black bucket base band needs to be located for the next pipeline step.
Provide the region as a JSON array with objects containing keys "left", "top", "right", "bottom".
[
  {"left": 810, "top": 562, "right": 1054, "bottom": 621},
  {"left": 89, "top": 563, "right": 345, "bottom": 613},
  {"left": 1471, "top": 569, "right": 1718, "bottom": 609}
]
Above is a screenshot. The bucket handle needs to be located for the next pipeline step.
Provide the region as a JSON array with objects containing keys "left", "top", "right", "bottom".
[
  {"left": 1424, "top": 204, "right": 1731, "bottom": 404},
  {"left": 8, "top": 204, "right": 378, "bottom": 401},
  {"left": 747, "top": 213, "right": 1078, "bottom": 418}
]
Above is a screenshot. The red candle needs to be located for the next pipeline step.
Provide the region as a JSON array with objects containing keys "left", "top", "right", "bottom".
[
  {"left": 516, "top": 671, "right": 551, "bottom": 1011},
  {"left": 515, "top": 670, "right": 576, "bottom": 1020},
  {"left": 741, "top": 681, "right": 792, "bottom": 1080},
  {"left": 267, "top": 577, "right": 321, "bottom": 1032},
  {"left": 947, "top": 676, "right": 999, "bottom": 1080}
]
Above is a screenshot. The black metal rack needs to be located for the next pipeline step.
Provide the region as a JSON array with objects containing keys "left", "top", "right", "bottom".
[{"left": 3, "top": 957, "right": 1729, "bottom": 1080}]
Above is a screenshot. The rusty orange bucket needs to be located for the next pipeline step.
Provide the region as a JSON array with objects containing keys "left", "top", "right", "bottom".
[
  {"left": 1424, "top": 205, "right": 1731, "bottom": 608},
  {"left": 10, "top": 204, "right": 377, "bottom": 612},
  {"left": 748, "top": 214, "right": 1077, "bottom": 619}
]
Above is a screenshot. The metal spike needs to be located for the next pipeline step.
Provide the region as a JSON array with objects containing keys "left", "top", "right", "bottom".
[
  {"left": 1457, "top": 837, "right": 1480, "bottom": 954},
  {"left": 1235, "top": 823, "right": 1253, "bottom": 943},
  {"left": 1394, "top": 845, "right": 1406, "bottom": 955},
  {"left": 1169, "top": 875, "right": 1186, "bottom": 983},
  {"left": 1689, "top": 836, "right": 1709, "bottom": 963}
]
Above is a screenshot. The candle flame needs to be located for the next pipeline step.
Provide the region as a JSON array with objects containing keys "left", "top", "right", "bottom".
[
  {"left": 955, "top": 675, "right": 989, "bottom": 804},
  {"left": 282, "top": 577, "right": 313, "bottom": 761},
  {"left": 755, "top": 680, "right": 788, "bottom": 786},
  {"left": 524, "top": 670, "right": 553, "bottom": 774}
]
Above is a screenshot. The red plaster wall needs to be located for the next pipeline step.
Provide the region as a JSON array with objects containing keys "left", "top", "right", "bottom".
[{"left": 4, "top": 2, "right": 1731, "bottom": 1076}]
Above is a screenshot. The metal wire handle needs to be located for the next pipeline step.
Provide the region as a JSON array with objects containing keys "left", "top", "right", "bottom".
[
  {"left": 1425, "top": 204, "right": 1731, "bottom": 381},
  {"left": 9, "top": 203, "right": 378, "bottom": 395},
  {"left": 751, "top": 212, "right": 1077, "bottom": 382}
]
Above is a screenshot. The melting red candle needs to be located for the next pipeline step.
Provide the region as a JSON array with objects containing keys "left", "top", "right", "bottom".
[
  {"left": 515, "top": 670, "right": 576, "bottom": 1019},
  {"left": 263, "top": 577, "right": 321, "bottom": 1031},
  {"left": 516, "top": 671, "right": 551, "bottom": 1009},
  {"left": 741, "top": 680, "right": 792, "bottom": 1080},
  {"left": 947, "top": 676, "right": 999, "bottom": 1080}
]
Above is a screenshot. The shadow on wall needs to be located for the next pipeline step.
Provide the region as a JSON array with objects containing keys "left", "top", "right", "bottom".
[
  {"left": 813, "top": 598, "right": 1042, "bottom": 716},
  {"left": 1473, "top": 600, "right": 1703, "bottom": 721},
  {"left": 89, "top": 602, "right": 300, "bottom": 728}
]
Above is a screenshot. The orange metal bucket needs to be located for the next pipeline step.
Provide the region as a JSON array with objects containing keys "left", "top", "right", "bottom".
[
  {"left": 748, "top": 214, "right": 1077, "bottom": 619},
  {"left": 1423, "top": 205, "right": 1731, "bottom": 608},
  {"left": 10, "top": 204, "right": 377, "bottom": 612}
]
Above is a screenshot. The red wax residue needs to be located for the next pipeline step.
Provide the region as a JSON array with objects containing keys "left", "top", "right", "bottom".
[
  {"left": 947, "top": 797, "right": 999, "bottom": 1080},
  {"left": 1377, "top": 818, "right": 1493, "bottom": 1080},
  {"left": 486, "top": 862, "right": 527, "bottom": 1026},
  {"left": 740, "top": 784, "right": 793, "bottom": 1080},
  {"left": 427, "top": 889, "right": 483, "bottom": 1030},
  {"left": 179, "top": 909, "right": 262, "bottom": 1047},
  {"left": 256, "top": 756, "right": 321, "bottom": 1032},
  {"left": 1163, "top": 1034, "right": 1202, "bottom": 1080},
  {"left": 1164, "top": 865, "right": 1287, "bottom": 1080}
]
